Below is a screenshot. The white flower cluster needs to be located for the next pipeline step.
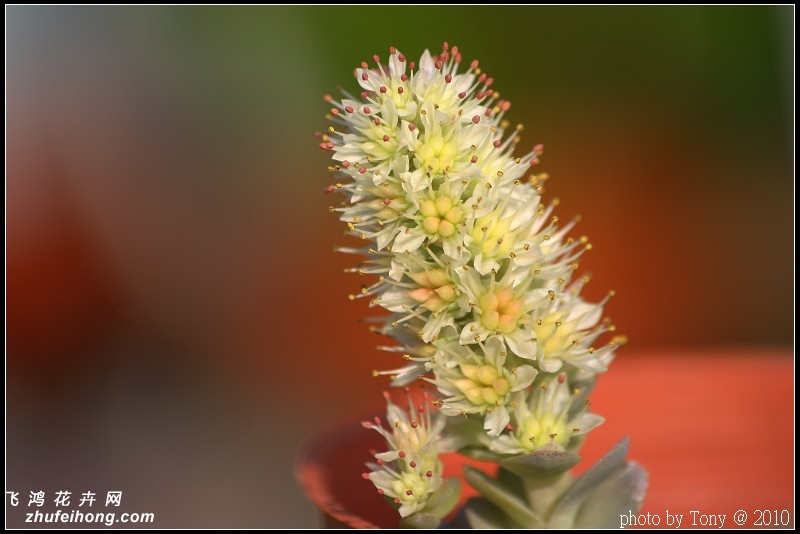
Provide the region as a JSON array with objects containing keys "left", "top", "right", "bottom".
[
  {"left": 362, "top": 390, "right": 449, "bottom": 518},
  {"left": 321, "top": 43, "right": 625, "bottom": 486}
]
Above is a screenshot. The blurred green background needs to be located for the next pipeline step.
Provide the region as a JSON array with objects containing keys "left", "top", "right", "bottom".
[{"left": 6, "top": 6, "right": 792, "bottom": 527}]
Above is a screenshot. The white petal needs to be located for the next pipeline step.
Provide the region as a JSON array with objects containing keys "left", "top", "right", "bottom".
[
  {"left": 484, "top": 406, "right": 509, "bottom": 437},
  {"left": 511, "top": 365, "right": 538, "bottom": 391},
  {"left": 442, "top": 235, "right": 464, "bottom": 260},
  {"left": 473, "top": 253, "right": 499, "bottom": 276},
  {"left": 459, "top": 321, "right": 486, "bottom": 345},
  {"left": 505, "top": 331, "right": 538, "bottom": 360},
  {"left": 575, "top": 413, "right": 605, "bottom": 435},
  {"left": 393, "top": 228, "right": 426, "bottom": 253},
  {"left": 539, "top": 356, "right": 563, "bottom": 373}
]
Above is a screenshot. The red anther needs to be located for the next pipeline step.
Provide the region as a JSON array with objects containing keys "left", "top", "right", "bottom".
[
  {"left": 361, "top": 61, "right": 368, "bottom": 69},
  {"left": 379, "top": 86, "right": 387, "bottom": 93},
  {"left": 435, "top": 60, "right": 443, "bottom": 70},
  {"left": 361, "top": 473, "right": 370, "bottom": 479},
  {"left": 530, "top": 158, "right": 540, "bottom": 166},
  {"left": 373, "top": 54, "right": 380, "bottom": 63},
  {"left": 557, "top": 374, "right": 566, "bottom": 383},
  {"left": 470, "top": 156, "right": 478, "bottom": 163},
  {"left": 472, "top": 115, "right": 480, "bottom": 124},
  {"left": 331, "top": 108, "right": 339, "bottom": 116},
  {"left": 398, "top": 54, "right": 406, "bottom": 62},
  {"left": 442, "top": 41, "right": 449, "bottom": 51},
  {"left": 377, "top": 489, "right": 384, "bottom": 495},
  {"left": 363, "top": 106, "right": 371, "bottom": 114},
  {"left": 324, "top": 185, "right": 336, "bottom": 194},
  {"left": 501, "top": 101, "right": 511, "bottom": 111},
  {"left": 400, "top": 74, "right": 408, "bottom": 82},
  {"left": 361, "top": 72, "right": 369, "bottom": 81},
  {"left": 342, "top": 161, "right": 351, "bottom": 168},
  {"left": 476, "top": 91, "right": 485, "bottom": 99},
  {"left": 410, "top": 461, "right": 417, "bottom": 468},
  {"left": 383, "top": 135, "right": 390, "bottom": 142},
  {"left": 506, "top": 424, "right": 514, "bottom": 432},
  {"left": 359, "top": 166, "right": 367, "bottom": 174},
  {"left": 485, "top": 108, "right": 492, "bottom": 117},
  {"left": 493, "top": 140, "right": 502, "bottom": 147},
  {"left": 376, "top": 459, "right": 384, "bottom": 466},
  {"left": 406, "top": 490, "right": 413, "bottom": 496},
  {"left": 410, "top": 421, "right": 418, "bottom": 428},
  {"left": 408, "top": 123, "right": 416, "bottom": 131},
  {"left": 409, "top": 61, "right": 415, "bottom": 70},
  {"left": 318, "top": 142, "right": 327, "bottom": 150},
  {"left": 426, "top": 471, "right": 433, "bottom": 478},
  {"left": 452, "top": 46, "right": 459, "bottom": 56},
  {"left": 344, "top": 105, "right": 354, "bottom": 113},
  {"left": 398, "top": 451, "right": 406, "bottom": 458},
  {"left": 534, "top": 143, "right": 544, "bottom": 155},
  {"left": 486, "top": 77, "right": 494, "bottom": 86},
  {"left": 445, "top": 74, "right": 452, "bottom": 83},
  {"left": 486, "top": 89, "right": 494, "bottom": 97},
  {"left": 323, "top": 94, "right": 333, "bottom": 102},
  {"left": 325, "top": 142, "right": 334, "bottom": 149},
  {"left": 458, "top": 91, "right": 467, "bottom": 99},
  {"left": 397, "top": 87, "right": 404, "bottom": 94},
  {"left": 478, "top": 73, "right": 487, "bottom": 83},
  {"left": 383, "top": 198, "right": 391, "bottom": 205},
  {"left": 389, "top": 46, "right": 397, "bottom": 55},
  {"left": 374, "top": 118, "right": 381, "bottom": 125},
  {"left": 360, "top": 91, "right": 368, "bottom": 98},
  {"left": 471, "top": 59, "right": 479, "bottom": 69}
]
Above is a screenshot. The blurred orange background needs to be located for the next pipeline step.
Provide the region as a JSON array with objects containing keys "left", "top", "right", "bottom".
[{"left": 6, "top": 6, "right": 793, "bottom": 527}]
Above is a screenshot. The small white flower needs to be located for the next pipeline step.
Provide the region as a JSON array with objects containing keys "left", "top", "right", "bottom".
[
  {"left": 429, "top": 336, "right": 537, "bottom": 436},
  {"left": 529, "top": 279, "right": 621, "bottom": 374},
  {"left": 487, "top": 376, "right": 604, "bottom": 455},
  {"left": 362, "top": 389, "right": 450, "bottom": 518},
  {"left": 457, "top": 267, "right": 549, "bottom": 360}
]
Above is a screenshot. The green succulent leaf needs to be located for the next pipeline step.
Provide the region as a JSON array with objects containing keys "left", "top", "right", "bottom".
[
  {"left": 422, "top": 476, "right": 461, "bottom": 519},
  {"left": 463, "top": 497, "right": 512, "bottom": 529},
  {"left": 463, "top": 466, "right": 544, "bottom": 528},
  {"left": 399, "top": 513, "right": 441, "bottom": 529},
  {"left": 500, "top": 444, "right": 581, "bottom": 478},
  {"left": 548, "top": 436, "right": 631, "bottom": 528},
  {"left": 574, "top": 461, "right": 649, "bottom": 528}
]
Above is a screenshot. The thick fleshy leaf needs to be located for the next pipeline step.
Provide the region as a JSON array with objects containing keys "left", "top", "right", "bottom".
[
  {"left": 463, "top": 497, "right": 512, "bottom": 529},
  {"left": 548, "top": 437, "right": 630, "bottom": 528},
  {"left": 422, "top": 476, "right": 462, "bottom": 519},
  {"left": 500, "top": 445, "right": 582, "bottom": 478},
  {"left": 463, "top": 466, "right": 544, "bottom": 528},
  {"left": 574, "top": 461, "right": 649, "bottom": 528},
  {"left": 399, "top": 513, "right": 440, "bottom": 529}
]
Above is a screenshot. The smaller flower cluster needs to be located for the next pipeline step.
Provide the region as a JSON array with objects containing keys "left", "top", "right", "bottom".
[{"left": 362, "top": 389, "right": 449, "bottom": 518}]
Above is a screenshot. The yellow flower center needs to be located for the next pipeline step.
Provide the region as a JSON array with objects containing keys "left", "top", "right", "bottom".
[
  {"left": 478, "top": 287, "right": 523, "bottom": 334},
  {"left": 533, "top": 311, "right": 578, "bottom": 354},
  {"left": 416, "top": 134, "right": 459, "bottom": 174},
  {"left": 419, "top": 196, "right": 463, "bottom": 239},
  {"left": 452, "top": 363, "right": 510, "bottom": 406},
  {"left": 469, "top": 212, "right": 515, "bottom": 258},
  {"left": 520, "top": 413, "right": 569, "bottom": 451}
]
